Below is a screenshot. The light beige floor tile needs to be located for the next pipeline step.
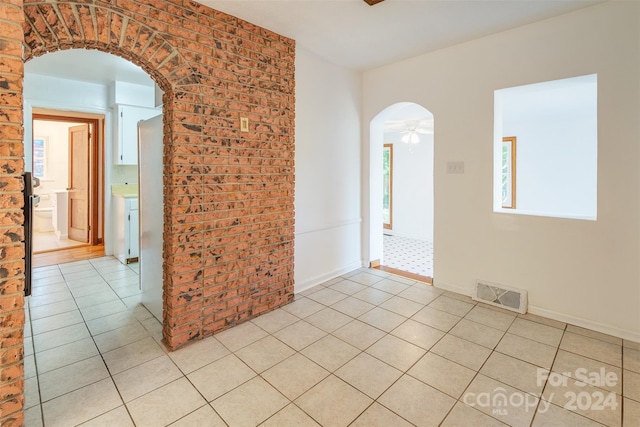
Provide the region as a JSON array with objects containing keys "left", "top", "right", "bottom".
[
  {"left": 68, "top": 283, "right": 111, "bottom": 298},
  {"left": 39, "top": 355, "right": 110, "bottom": 402},
  {"left": 366, "top": 334, "right": 425, "bottom": 371},
  {"left": 391, "top": 319, "right": 445, "bottom": 350},
  {"left": 442, "top": 290, "right": 474, "bottom": 303},
  {"left": 301, "top": 334, "right": 360, "bottom": 371},
  {"left": 335, "top": 352, "right": 402, "bottom": 399},
  {"left": 566, "top": 325, "right": 623, "bottom": 345},
  {"left": 297, "top": 284, "right": 324, "bottom": 297},
  {"left": 79, "top": 406, "right": 134, "bottom": 426},
  {"left": 212, "top": 377, "right": 289, "bottom": 427},
  {"left": 24, "top": 405, "right": 44, "bottom": 427},
  {"left": 552, "top": 350, "right": 622, "bottom": 394},
  {"left": 31, "top": 310, "right": 84, "bottom": 335},
  {"left": 465, "top": 305, "right": 517, "bottom": 331},
  {"left": 170, "top": 405, "right": 227, "bottom": 427},
  {"left": 28, "top": 290, "right": 73, "bottom": 308},
  {"left": 347, "top": 272, "right": 384, "bottom": 286},
  {"left": 102, "top": 336, "right": 165, "bottom": 374},
  {"left": 295, "top": 375, "right": 373, "bottom": 427},
  {"left": 80, "top": 299, "right": 129, "bottom": 321},
  {"left": 481, "top": 351, "right": 546, "bottom": 397},
  {"left": 261, "top": 403, "right": 321, "bottom": 427},
  {"left": 379, "top": 374, "right": 456, "bottom": 426},
  {"left": 428, "top": 295, "right": 475, "bottom": 316},
  {"left": 358, "top": 307, "right": 406, "bottom": 332},
  {"left": 430, "top": 334, "right": 491, "bottom": 371},
  {"left": 236, "top": 335, "right": 296, "bottom": 373},
  {"left": 517, "top": 312, "right": 567, "bottom": 330},
  {"left": 623, "top": 347, "right": 640, "bottom": 373},
  {"left": 33, "top": 322, "right": 91, "bottom": 353},
  {"left": 542, "top": 375, "right": 622, "bottom": 426},
  {"left": 409, "top": 352, "right": 475, "bottom": 398},
  {"left": 93, "top": 322, "right": 151, "bottom": 353},
  {"left": 42, "top": 378, "right": 122, "bottom": 427},
  {"left": 113, "top": 355, "right": 183, "bottom": 402},
  {"left": 624, "top": 369, "right": 640, "bottom": 402},
  {"left": 85, "top": 310, "right": 144, "bottom": 336},
  {"left": 379, "top": 295, "right": 423, "bottom": 317},
  {"left": 215, "top": 321, "right": 269, "bottom": 352},
  {"left": 36, "top": 337, "right": 99, "bottom": 374},
  {"left": 262, "top": 353, "right": 329, "bottom": 400},
  {"left": 560, "top": 332, "right": 622, "bottom": 367},
  {"left": 305, "top": 307, "right": 352, "bottom": 332},
  {"left": 441, "top": 401, "right": 508, "bottom": 427},
  {"left": 464, "top": 374, "right": 538, "bottom": 427},
  {"left": 352, "top": 287, "right": 394, "bottom": 305},
  {"left": 187, "top": 354, "right": 256, "bottom": 401},
  {"left": 623, "top": 398, "right": 640, "bottom": 426},
  {"left": 168, "top": 336, "right": 230, "bottom": 374},
  {"left": 411, "top": 305, "right": 461, "bottom": 332},
  {"left": 332, "top": 319, "right": 386, "bottom": 350},
  {"left": 251, "top": 308, "right": 299, "bottom": 333},
  {"left": 273, "top": 320, "right": 326, "bottom": 351},
  {"left": 497, "top": 333, "right": 557, "bottom": 369},
  {"left": 127, "top": 378, "right": 207, "bottom": 427},
  {"left": 24, "top": 376, "right": 40, "bottom": 409},
  {"left": 281, "top": 296, "right": 325, "bottom": 318},
  {"left": 29, "top": 299, "right": 79, "bottom": 320},
  {"left": 350, "top": 402, "right": 413, "bottom": 427},
  {"left": 370, "top": 278, "right": 411, "bottom": 295},
  {"left": 330, "top": 296, "right": 376, "bottom": 318},
  {"left": 397, "top": 284, "right": 440, "bottom": 305},
  {"left": 531, "top": 402, "right": 608, "bottom": 427},
  {"left": 74, "top": 290, "right": 120, "bottom": 309},
  {"left": 623, "top": 340, "right": 640, "bottom": 351},
  {"left": 328, "top": 279, "right": 368, "bottom": 295},
  {"left": 306, "top": 287, "right": 348, "bottom": 306},
  {"left": 24, "top": 354, "right": 36, "bottom": 379},
  {"left": 450, "top": 318, "right": 505, "bottom": 349},
  {"left": 508, "top": 318, "right": 564, "bottom": 347}
]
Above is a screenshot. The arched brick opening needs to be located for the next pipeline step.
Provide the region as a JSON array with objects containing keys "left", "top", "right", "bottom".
[{"left": 1, "top": 0, "right": 295, "bottom": 423}]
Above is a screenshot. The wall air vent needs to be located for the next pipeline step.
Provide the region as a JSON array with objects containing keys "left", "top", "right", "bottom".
[{"left": 473, "top": 281, "right": 527, "bottom": 314}]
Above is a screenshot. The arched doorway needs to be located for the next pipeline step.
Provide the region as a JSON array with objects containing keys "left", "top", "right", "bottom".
[{"left": 368, "top": 102, "right": 434, "bottom": 282}]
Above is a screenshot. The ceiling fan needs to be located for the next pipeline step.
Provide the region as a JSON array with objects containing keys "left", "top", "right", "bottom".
[
  {"left": 364, "top": 0, "right": 385, "bottom": 5},
  {"left": 385, "top": 119, "right": 433, "bottom": 144}
]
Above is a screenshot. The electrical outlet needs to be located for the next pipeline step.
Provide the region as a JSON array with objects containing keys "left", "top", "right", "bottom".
[{"left": 447, "top": 161, "right": 465, "bottom": 174}]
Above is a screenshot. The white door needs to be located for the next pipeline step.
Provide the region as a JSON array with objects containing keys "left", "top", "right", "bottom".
[{"left": 138, "top": 114, "right": 163, "bottom": 322}]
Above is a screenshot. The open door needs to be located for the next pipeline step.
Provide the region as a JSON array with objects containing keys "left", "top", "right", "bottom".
[{"left": 68, "top": 124, "right": 90, "bottom": 243}]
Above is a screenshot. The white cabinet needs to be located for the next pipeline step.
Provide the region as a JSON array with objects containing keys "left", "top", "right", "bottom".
[
  {"left": 113, "top": 196, "right": 139, "bottom": 264},
  {"left": 113, "top": 104, "right": 160, "bottom": 165}
]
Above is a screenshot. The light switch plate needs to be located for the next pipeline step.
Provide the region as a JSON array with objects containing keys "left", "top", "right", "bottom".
[
  {"left": 240, "top": 117, "right": 249, "bottom": 132},
  {"left": 447, "top": 161, "right": 465, "bottom": 174}
]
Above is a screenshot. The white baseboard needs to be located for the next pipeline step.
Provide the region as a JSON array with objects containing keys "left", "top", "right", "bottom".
[
  {"left": 432, "top": 280, "right": 640, "bottom": 343},
  {"left": 294, "top": 260, "right": 363, "bottom": 294},
  {"left": 528, "top": 305, "right": 640, "bottom": 343}
]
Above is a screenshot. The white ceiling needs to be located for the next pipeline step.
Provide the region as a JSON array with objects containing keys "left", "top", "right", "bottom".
[{"left": 203, "top": 0, "right": 601, "bottom": 70}]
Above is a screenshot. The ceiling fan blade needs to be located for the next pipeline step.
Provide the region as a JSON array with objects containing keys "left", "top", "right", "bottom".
[{"left": 364, "top": 0, "right": 385, "bottom": 5}]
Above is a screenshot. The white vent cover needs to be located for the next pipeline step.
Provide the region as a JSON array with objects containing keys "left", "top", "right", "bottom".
[{"left": 473, "top": 281, "right": 528, "bottom": 314}]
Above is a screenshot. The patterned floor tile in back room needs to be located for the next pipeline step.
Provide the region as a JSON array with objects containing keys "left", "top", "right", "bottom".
[{"left": 383, "top": 234, "right": 433, "bottom": 277}]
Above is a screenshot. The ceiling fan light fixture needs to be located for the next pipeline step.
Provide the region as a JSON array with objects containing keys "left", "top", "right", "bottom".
[
  {"left": 363, "top": 0, "right": 385, "bottom": 5},
  {"left": 401, "top": 131, "right": 420, "bottom": 144}
]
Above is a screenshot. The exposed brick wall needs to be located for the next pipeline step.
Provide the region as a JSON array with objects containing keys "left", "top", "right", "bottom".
[
  {"left": 0, "top": 0, "right": 295, "bottom": 420},
  {"left": 0, "top": 0, "right": 26, "bottom": 424}
]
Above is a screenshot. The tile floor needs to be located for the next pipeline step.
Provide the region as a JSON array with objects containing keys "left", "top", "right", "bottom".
[
  {"left": 33, "top": 231, "right": 85, "bottom": 253},
  {"left": 23, "top": 257, "right": 639, "bottom": 426},
  {"left": 383, "top": 234, "right": 433, "bottom": 277}
]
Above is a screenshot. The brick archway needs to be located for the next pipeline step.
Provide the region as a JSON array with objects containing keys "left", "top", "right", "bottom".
[{"left": 1, "top": 1, "right": 295, "bottom": 424}]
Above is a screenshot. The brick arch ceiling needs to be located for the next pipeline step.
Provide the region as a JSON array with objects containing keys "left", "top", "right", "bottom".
[{"left": 22, "top": 1, "right": 194, "bottom": 90}]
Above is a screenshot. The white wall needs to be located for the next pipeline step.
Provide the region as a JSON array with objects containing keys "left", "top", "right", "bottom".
[
  {"left": 362, "top": 2, "right": 640, "bottom": 340},
  {"left": 294, "top": 48, "right": 363, "bottom": 292},
  {"left": 383, "top": 131, "right": 433, "bottom": 241}
]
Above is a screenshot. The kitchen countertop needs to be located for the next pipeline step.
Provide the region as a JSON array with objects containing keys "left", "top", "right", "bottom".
[{"left": 111, "top": 184, "right": 138, "bottom": 198}]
